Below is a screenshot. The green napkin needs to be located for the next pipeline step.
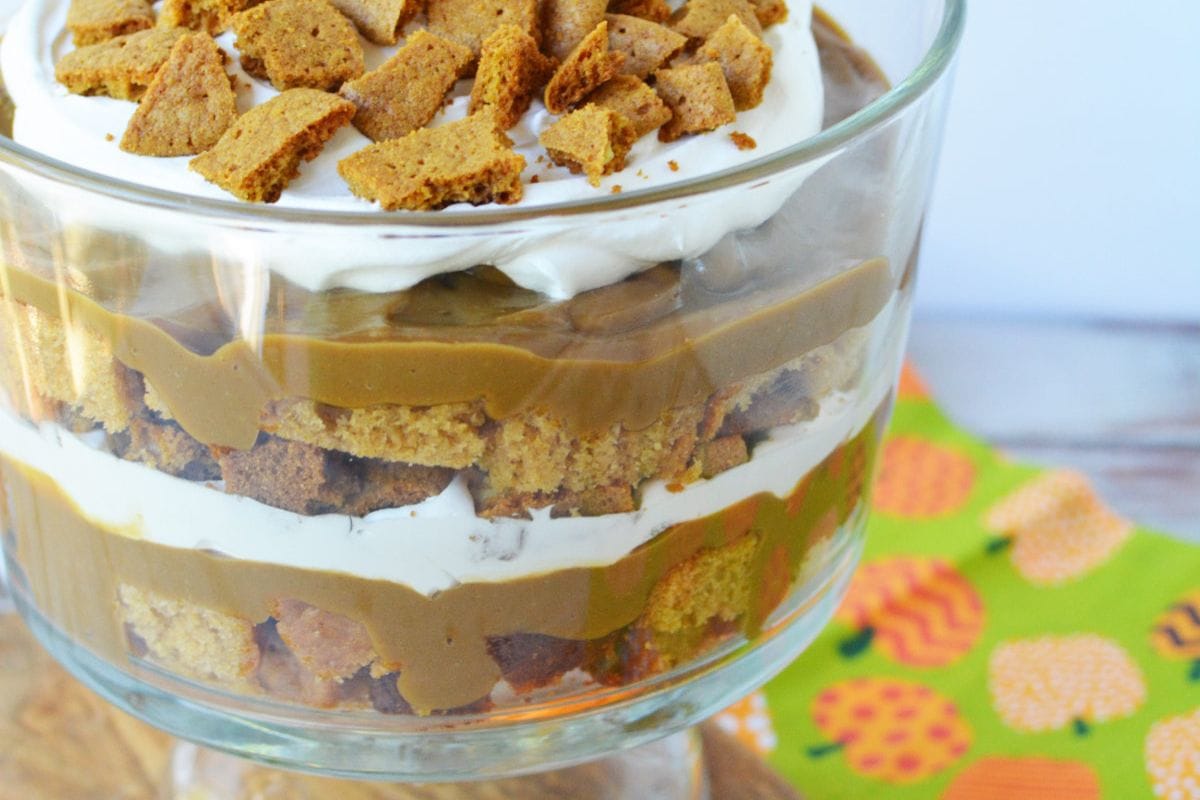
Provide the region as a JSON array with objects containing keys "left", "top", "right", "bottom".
[{"left": 714, "top": 366, "right": 1200, "bottom": 799}]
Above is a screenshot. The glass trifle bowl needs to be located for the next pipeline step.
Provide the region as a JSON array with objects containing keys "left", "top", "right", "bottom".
[{"left": 0, "top": 0, "right": 962, "bottom": 791}]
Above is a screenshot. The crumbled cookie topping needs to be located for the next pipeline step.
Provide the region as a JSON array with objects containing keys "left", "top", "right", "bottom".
[{"left": 52, "top": 0, "right": 786, "bottom": 205}]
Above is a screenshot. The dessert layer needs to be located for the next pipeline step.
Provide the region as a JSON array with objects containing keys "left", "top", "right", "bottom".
[
  {"left": 0, "top": 0, "right": 825, "bottom": 297},
  {"left": 1, "top": 408, "right": 883, "bottom": 712},
  {"left": 0, "top": 7, "right": 887, "bottom": 298},
  {"left": 0, "top": 362, "right": 890, "bottom": 592},
  {"left": 0, "top": 256, "right": 894, "bottom": 449}
]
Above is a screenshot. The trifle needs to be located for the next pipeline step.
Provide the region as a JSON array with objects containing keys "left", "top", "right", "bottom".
[{"left": 0, "top": 0, "right": 961, "bottom": 780}]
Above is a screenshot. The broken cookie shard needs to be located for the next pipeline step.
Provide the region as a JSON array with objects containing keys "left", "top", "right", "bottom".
[
  {"left": 543, "top": 20, "right": 625, "bottom": 115},
  {"left": 469, "top": 24, "right": 555, "bottom": 130},
  {"left": 55, "top": 27, "right": 188, "bottom": 100},
  {"left": 232, "top": 0, "right": 364, "bottom": 91},
  {"left": 190, "top": 88, "right": 355, "bottom": 202},
  {"left": 339, "top": 112, "right": 525, "bottom": 211},
  {"left": 120, "top": 33, "right": 237, "bottom": 157},
  {"left": 539, "top": 104, "right": 637, "bottom": 187}
]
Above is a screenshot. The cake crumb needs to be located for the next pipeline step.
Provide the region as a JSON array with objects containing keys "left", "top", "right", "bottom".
[
  {"left": 104, "top": 132, "right": 114, "bottom": 141},
  {"left": 55, "top": 27, "right": 188, "bottom": 100},
  {"left": 469, "top": 24, "right": 555, "bottom": 130},
  {"left": 669, "top": 0, "right": 761, "bottom": 42},
  {"left": 586, "top": 74, "right": 670, "bottom": 138},
  {"left": 339, "top": 112, "right": 525, "bottom": 211},
  {"left": 605, "top": 13, "right": 686, "bottom": 79},
  {"left": 654, "top": 61, "right": 736, "bottom": 142},
  {"left": 543, "top": 20, "right": 624, "bottom": 114},
  {"left": 668, "top": 159, "right": 679, "bottom": 171},
  {"left": 329, "top": 0, "right": 420, "bottom": 45},
  {"left": 541, "top": 0, "right": 607, "bottom": 61},
  {"left": 539, "top": 104, "right": 637, "bottom": 187},
  {"left": 121, "top": 33, "right": 237, "bottom": 156},
  {"left": 729, "top": 131, "right": 756, "bottom": 150},
  {"left": 190, "top": 88, "right": 355, "bottom": 202},
  {"left": 696, "top": 14, "right": 773, "bottom": 110},
  {"left": 66, "top": 0, "right": 152, "bottom": 46},
  {"left": 611, "top": 184, "right": 621, "bottom": 193},
  {"left": 233, "top": 0, "right": 364, "bottom": 91},
  {"left": 339, "top": 29, "right": 472, "bottom": 141},
  {"left": 426, "top": 0, "right": 540, "bottom": 58}
]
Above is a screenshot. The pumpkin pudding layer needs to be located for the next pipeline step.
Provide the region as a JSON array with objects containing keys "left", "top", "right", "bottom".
[{"left": 0, "top": 6, "right": 902, "bottom": 717}]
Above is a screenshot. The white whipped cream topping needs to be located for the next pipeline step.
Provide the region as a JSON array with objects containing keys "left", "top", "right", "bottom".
[
  {"left": 0, "top": 368, "right": 890, "bottom": 597},
  {"left": 0, "top": 0, "right": 825, "bottom": 297}
]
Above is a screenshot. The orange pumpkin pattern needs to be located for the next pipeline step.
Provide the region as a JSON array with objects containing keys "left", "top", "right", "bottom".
[
  {"left": 809, "top": 677, "right": 971, "bottom": 783},
  {"left": 1146, "top": 708, "right": 1200, "bottom": 799},
  {"left": 872, "top": 437, "right": 976, "bottom": 519},
  {"left": 713, "top": 691, "right": 777, "bottom": 757},
  {"left": 989, "top": 635, "right": 1145, "bottom": 734},
  {"left": 1152, "top": 590, "right": 1200, "bottom": 681},
  {"left": 942, "top": 756, "right": 1101, "bottom": 800},
  {"left": 835, "top": 557, "right": 985, "bottom": 667},
  {"left": 983, "top": 470, "right": 1131, "bottom": 585}
]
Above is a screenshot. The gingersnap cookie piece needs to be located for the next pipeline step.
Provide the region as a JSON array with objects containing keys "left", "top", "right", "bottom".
[
  {"left": 469, "top": 24, "right": 555, "bottom": 130},
  {"left": 329, "top": 0, "right": 419, "bottom": 44},
  {"left": 339, "top": 112, "right": 525, "bottom": 211},
  {"left": 66, "top": 0, "right": 152, "bottom": 46},
  {"left": 669, "top": 0, "right": 760, "bottom": 42},
  {"left": 158, "top": 0, "right": 250, "bottom": 34},
  {"left": 586, "top": 74, "right": 669, "bottom": 137},
  {"left": 190, "top": 88, "right": 355, "bottom": 202},
  {"left": 539, "top": 104, "right": 636, "bottom": 187},
  {"left": 541, "top": 0, "right": 606, "bottom": 61},
  {"left": 608, "top": 0, "right": 669, "bottom": 23},
  {"left": 120, "top": 33, "right": 237, "bottom": 156},
  {"left": 654, "top": 61, "right": 736, "bottom": 141},
  {"left": 426, "top": 0, "right": 540, "bottom": 57},
  {"left": 543, "top": 20, "right": 624, "bottom": 114},
  {"left": 694, "top": 14, "right": 772, "bottom": 109},
  {"left": 233, "top": 0, "right": 364, "bottom": 91},
  {"left": 339, "top": 30, "right": 472, "bottom": 141},
  {"left": 750, "top": 0, "right": 787, "bottom": 27},
  {"left": 606, "top": 13, "right": 685, "bottom": 79},
  {"left": 55, "top": 27, "right": 188, "bottom": 100}
]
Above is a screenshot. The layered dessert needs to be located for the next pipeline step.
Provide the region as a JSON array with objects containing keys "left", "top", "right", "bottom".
[{"left": 0, "top": 0, "right": 903, "bottom": 719}]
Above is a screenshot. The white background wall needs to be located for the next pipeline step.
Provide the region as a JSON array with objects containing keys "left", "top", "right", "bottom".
[{"left": 917, "top": 0, "right": 1200, "bottom": 321}]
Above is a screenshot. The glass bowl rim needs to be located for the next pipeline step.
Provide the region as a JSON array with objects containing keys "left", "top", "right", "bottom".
[{"left": 0, "top": 0, "right": 965, "bottom": 228}]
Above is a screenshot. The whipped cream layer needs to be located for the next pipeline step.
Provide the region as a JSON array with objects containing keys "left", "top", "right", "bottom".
[
  {"left": 0, "top": 367, "right": 890, "bottom": 597},
  {"left": 0, "top": 0, "right": 825, "bottom": 297}
]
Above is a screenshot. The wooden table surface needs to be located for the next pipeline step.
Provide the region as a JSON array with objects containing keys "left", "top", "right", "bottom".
[{"left": 1, "top": 316, "right": 1195, "bottom": 799}]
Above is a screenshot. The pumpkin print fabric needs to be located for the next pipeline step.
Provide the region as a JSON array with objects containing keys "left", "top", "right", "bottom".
[{"left": 734, "top": 366, "right": 1200, "bottom": 798}]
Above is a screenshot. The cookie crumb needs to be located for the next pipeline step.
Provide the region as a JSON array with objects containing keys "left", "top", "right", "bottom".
[
  {"left": 426, "top": 0, "right": 540, "bottom": 58},
  {"left": 539, "top": 104, "right": 637, "bottom": 187},
  {"left": 606, "top": 13, "right": 686, "bottom": 80},
  {"left": 329, "top": 0, "right": 420, "bottom": 45},
  {"left": 121, "top": 33, "right": 237, "bottom": 156},
  {"left": 190, "top": 88, "right": 355, "bottom": 202},
  {"left": 339, "top": 112, "right": 526, "bottom": 211},
  {"left": 469, "top": 24, "right": 554, "bottom": 130},
  {"left": 749, "top": 0, "right": 787, "bottom": 27},
  {"left": 669, "top": 0, "right": 761, "bottom": 42},
  {"left": 586, "top": 73, "right": 670, "bottom": 137},
  {"left": 104, "top": 132, "right": 114, "bottom": 141},
  {"left": 611, "top": 184, "right": 622, "bottom": 193},
  {"left": 339, "top": 29, "right": 472, "bottom": 141},
  {"left": 529, "top": 174, "right": 540, "bottom": 183},
  {"left": 55, "top": 27, "right": 188, "bottom": 100},
  {"left": 66, "top": 0, "right": 152, "bottom": 46},
  {"left": 695, "top": 14, "right": 772, "bottom": 110},
  {"left": 233, "top": 0, "right": 364, "bottom": 91},
  {"left": 668, "top": 159, "right": 679, "bottom": 171},
  {"left": 540, "top": 0, "right": 606, "bottom": 61},
  {"left": 158, "top": 0, "right": 249, "bottom": 34},
  {"left": 729, "top": 131, "right": 756, "bottom": 150},
  {"left": 654, "top": 61, "right": 736, "bottom": 142},
  {"left": 543, "top": 20, "right": 624, "bottom": 114}
]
